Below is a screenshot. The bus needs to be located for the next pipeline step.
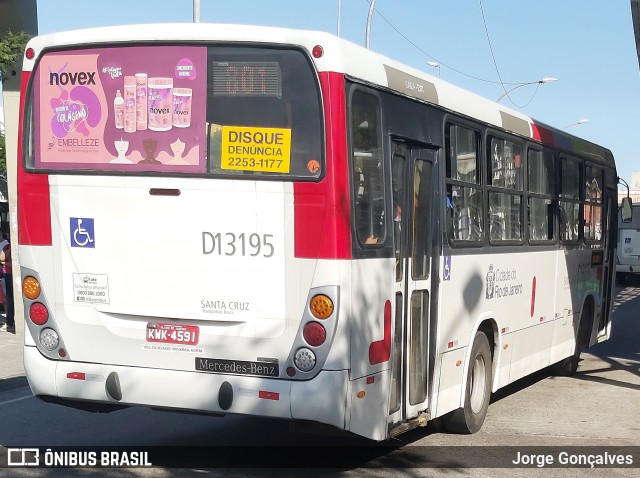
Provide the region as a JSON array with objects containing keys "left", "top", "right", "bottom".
[
  {"left": 17, "top": 23, "right": 619, "bottom": 441},
  {"left": 616, "top": 203, "right": 640, "bottom": 284}
]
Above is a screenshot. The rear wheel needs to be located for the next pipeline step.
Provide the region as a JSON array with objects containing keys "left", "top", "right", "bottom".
[
  {"left": 443, "top": 331, "right": 493, "bottom": 434},
  {"left": 552, "top": 307, "right": 592, "bottom": 376}
]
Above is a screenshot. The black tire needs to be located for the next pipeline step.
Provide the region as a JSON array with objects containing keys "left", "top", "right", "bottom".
[
  {"left": 551, "top": 346, "right": 580, "bottom": 376},
  {"left": 552, "top": 307, "right": 592, "bottom": 376},
  {"left": 443, "top": 331, "right": 493, "bottom": 434}
]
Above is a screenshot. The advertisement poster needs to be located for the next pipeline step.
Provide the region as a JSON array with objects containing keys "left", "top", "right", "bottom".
[{"left": 35, "top": 46, "right": 207, "bottom": 173}]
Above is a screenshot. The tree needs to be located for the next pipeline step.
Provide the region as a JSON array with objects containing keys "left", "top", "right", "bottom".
[
  {"left": 0, "top": 30, "right": 31, "bottom": 82},
  {"left": 0, "top": 30, "right": 31, "bottom": 174}
]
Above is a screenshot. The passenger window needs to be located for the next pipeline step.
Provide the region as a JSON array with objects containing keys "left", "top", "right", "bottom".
[
  {"left": 584, "top": 165, "right": 603, "bottom": 242},
  {"left": 447, "top": 184, "right": 483, "bottom": 242},
  {"left": 446, "top": 124, "right": 483, "bottom": 243},
  {"left": 528, "top": 149, "right": 554, "bottom": 196},
  {"left": 529, "top": 197, "right": 554, "bottom": 242},
  {"left": 350, "top": 89, "right": 385, "bottom": 247},
  {"left": 560, "top": 157, "right": 580, "bottom": 200},
  {"left": 560, "top": 157, "right": 581, "bottom": 243},
  {"left": 489, "top": 192, "right": 522, "bottom": 241},
  {"left": 447, "top": 125, "right": 480, "bottom": 184},
  {"left": 488, "top": 137, "right": 523, "bottom": 243},
  {"left": 490, "top": 138, "right": 523, "bottom": 190},
  {"left": 528, "top": 149, "right": 555, "bottom": 243},
  {"left": 560, "top": 202, "right": 580, "bottom": 242}
]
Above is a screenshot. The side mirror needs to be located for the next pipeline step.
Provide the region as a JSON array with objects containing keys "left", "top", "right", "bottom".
[{"left": 621, "top": 197, "right": 633, "bottom": 223}]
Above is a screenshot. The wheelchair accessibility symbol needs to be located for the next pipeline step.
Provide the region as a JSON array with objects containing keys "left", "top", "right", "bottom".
[
  {"left": 443, "top": 255, "right": 451, "bottom": 281},
  {"left": 70, "top": 218, "right": 95, "bottom": 248}
]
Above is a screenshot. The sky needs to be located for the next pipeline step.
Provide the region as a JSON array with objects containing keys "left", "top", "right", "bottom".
[{"left": 2, "top": 0, "right": 640, "bottom": 184}]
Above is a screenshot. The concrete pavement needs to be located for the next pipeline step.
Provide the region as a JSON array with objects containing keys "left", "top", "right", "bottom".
[{"left": 0, "top": 308, "right": 27, "bottom": 392}]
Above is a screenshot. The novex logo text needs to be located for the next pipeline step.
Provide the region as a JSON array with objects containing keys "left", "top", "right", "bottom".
[{"left": 49, "top": 71, "right": 96, "bottom": 86}]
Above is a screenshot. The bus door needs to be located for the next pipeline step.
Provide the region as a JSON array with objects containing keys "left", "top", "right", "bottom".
[
  {"left": 600, "top": 185, "right": 616, "bottom": 334},
  {"left": 388, "top": 140, "right": 437, "bottom": 428}
]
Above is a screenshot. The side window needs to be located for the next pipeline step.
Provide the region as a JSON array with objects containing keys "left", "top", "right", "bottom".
[
  {"left": 350, "top": 89, "right": 385, "bottom": 246},
  {"left": 445, "top": 124, "right": 483, "bottom": 243},
  {"left": 560, "top": 157, "right": 581, "bottom": 243},
  {"left": 412, "top": 159, "right": 433, "bottom": 280},
  {"left": 527, "top": 149, "right": 555, "bottom": 243},
  {"left": 584, "top": 164, "right": 603, "bottom": 242},
  {"left": 447, "top": 125, "right": 479, "bottom": 183},
  {"left": 488, "top": 137, "right": 523, "bottom": 242}
]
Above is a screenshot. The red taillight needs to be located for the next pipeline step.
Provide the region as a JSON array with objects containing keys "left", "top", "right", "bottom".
[
  {"left": 25, "top": 47, "right": 35, "bottom": 60},
  {"left": 303, "top": 322, "right": 326, "bottom": 347},
  {"left": 312, "top": 45, "right": 324, "bottom": 58},
  {"left": 29, "top": 302, "right": 49, "bottom": 325}
]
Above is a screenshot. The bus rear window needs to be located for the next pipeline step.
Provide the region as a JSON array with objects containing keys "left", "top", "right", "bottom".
[
  {"left": 26, "top": 45, "right": 323, "bottom": 180},
  {"left": 206, "top": 47, "right": 323, "bottom": 178}
]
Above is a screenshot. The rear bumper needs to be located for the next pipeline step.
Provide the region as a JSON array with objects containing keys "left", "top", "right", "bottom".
[{"left": 24, "top": 345, "right": 348, "bottom": 429}]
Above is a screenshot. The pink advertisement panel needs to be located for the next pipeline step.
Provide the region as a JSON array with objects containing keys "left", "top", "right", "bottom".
[{"left": 35, "top": 46, "right": 207, "bottom": 173}]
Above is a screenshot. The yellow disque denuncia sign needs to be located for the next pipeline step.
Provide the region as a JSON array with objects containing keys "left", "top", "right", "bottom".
[{"left": 221, "top": 126, "right": 292, "bottom": 173}]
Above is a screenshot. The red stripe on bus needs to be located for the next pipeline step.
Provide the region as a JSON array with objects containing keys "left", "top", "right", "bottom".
[
  {"left": 530, "top": 122, "right": 555, "bottom": 146},
  {"left": 293, "top": 71, "right": 351, "bottom": 259},
  {"left": 530, "top": 276, "right": 537, "bottom": 318},
  {"left": 369, "top": 300, "right": 392, "bottom": 365},
  {"left": 17, "top": 71, "right": 53, "bottom": 246}
]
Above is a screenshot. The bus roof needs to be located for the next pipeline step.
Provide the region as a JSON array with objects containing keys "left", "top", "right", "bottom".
[{"left": 24, "top": 22, "right": 614, "bottom": 167}]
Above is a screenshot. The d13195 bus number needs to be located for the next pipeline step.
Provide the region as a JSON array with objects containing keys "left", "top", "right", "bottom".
[{"left": 202, "top": 232, "right": 275, "bottom": 258}]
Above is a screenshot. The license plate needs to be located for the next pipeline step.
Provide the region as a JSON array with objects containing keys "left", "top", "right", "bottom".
[{"left": 146, "top": 323, "right": 199, "bottom": 345}]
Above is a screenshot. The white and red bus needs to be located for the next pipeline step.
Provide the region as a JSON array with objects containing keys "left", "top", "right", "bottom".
[{"left": 17, "top": 24, "right": 619, "bottom": 441}]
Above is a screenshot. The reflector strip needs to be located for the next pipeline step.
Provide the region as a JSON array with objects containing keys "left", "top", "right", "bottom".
[
  {"left": 258, "top": 391, "right": 280, "bottom": 401},
  {"left": 67, "top": 372, "right": 86, "bottom": 380}
]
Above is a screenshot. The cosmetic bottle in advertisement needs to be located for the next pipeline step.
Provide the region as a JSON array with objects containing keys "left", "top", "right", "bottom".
[
  {"left": 148, "top": 77, "right": 173, "bottom": 131},
  {"left": 135, "top": 73, "right": 148, "bottom": 131},
  {"left": 123, "top": 76, "right": 137, "bottom": 133},
  {"left": 114, "top": 90, "right": 124, "bottom": 129},
  {"left": 172, "top": 88, "right": 192, "bottom": 128}
]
